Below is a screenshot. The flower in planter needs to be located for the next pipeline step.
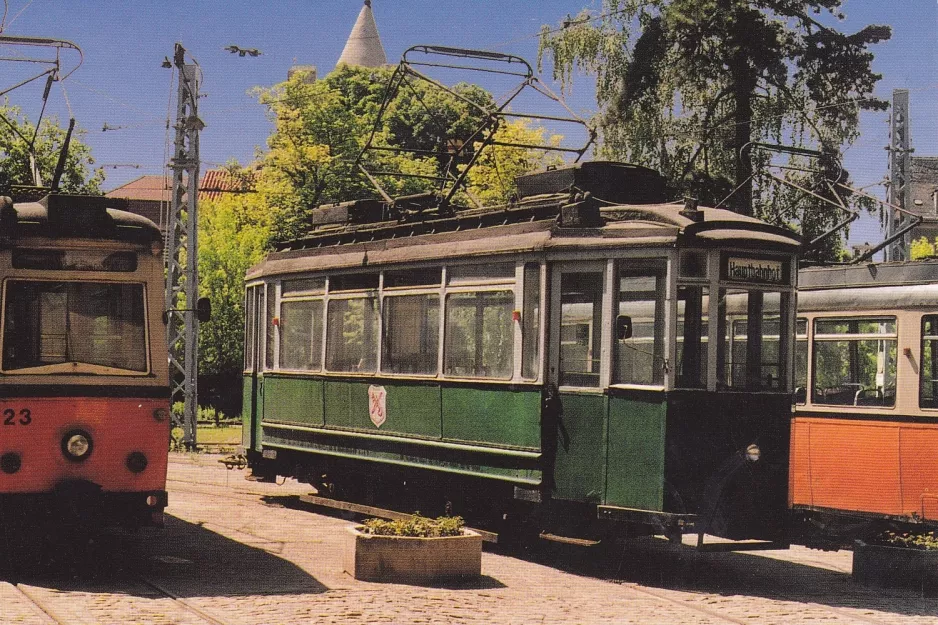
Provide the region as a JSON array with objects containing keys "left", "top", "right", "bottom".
[
  {"left": 358, "top": 514, "right": 466, "bottom": 538},
  {"left": 877, "top": 530, "right": 938, "bottom": 551}
]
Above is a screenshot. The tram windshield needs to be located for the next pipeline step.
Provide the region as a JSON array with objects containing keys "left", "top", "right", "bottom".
[
  {"left": 2, "top": 280, "right": 147, "bottom": 373},
  {"left": 675, "top": 286, "right": 792, "bottom": 391}
]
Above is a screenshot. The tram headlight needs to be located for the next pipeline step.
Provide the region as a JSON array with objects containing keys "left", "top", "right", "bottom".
[
  {"left": 62, "top": 430, "right": 93, "bottom": 462},
  {"left": 153, "top": 407, "right": 169, "bottom": 422},
  {"left": 745, "top": 444, "right": 761, "bottom": 463},
  {"left": 1, "top": 452, "right": 21, "bottom": 474},
  {"left": 126, "top": 451, "right": 148, "bottom": 473}
]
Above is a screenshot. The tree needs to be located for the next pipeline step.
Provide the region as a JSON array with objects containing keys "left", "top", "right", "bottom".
[
  {"left": 0, "top": 104, "right": 104, "bottom": 194},
  {"left": 197, "top": 186, "right": 272, "bottom": 381},
  {"left": 254, "top": 65, "right": 559, "bottom": 243},
  {"left": 465, "top": 118, "right": 564, "bottom": 206},
  {"left": 539, "top": 1, "right": 890, "bottom": 258},
  {"left": 911, "top": 236, "right": 938, "bottom": 261}
]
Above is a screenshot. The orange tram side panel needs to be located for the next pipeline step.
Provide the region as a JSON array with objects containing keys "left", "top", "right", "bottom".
[
  {"left": 0, "top": 396, "right": 170, "bottom": 494},
  {"left": 790, "top": 416, "right": 938, "bottom": 522}
]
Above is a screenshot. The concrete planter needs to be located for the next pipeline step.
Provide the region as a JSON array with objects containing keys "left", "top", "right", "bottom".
[
  {"left": 852, "top": 540, "right": 938, "bottom": 597},
  {"left": 344, "top": 525, "right": 482, "bottom": 584}
]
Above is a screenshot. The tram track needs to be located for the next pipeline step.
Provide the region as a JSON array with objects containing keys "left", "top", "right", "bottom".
[
  {"left": 9, "top": 582, "right": 68, "bottom": 625},
  {"left": 5, "top": 577, "right": 237, "bottom": 625}
]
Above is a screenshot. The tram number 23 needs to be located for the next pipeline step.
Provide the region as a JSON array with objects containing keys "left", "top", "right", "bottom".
[{"left": 3, "top": 408, "right": 32, "bottom": 426}]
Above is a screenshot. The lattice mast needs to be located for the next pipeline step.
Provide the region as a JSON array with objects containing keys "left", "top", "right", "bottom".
[
  {"left": 164, "top": 43, "right": 202, "bottom": 448},
  {"left": 886, "top": 89, "right": 912, "bottom": 261}
]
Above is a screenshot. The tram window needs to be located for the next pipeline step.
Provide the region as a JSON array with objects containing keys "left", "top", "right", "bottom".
[
  {"left": 679, "top": 250, "right": 708, "bottom": 279},
  {"left": 448, "top": 263, "right": 514, "bottom": 284},
  {"left": 718, "top": 289, "right": 786, "bottom": 391},
  {"left": 382, "top": 294, "right": 439, "bottom": 375},
  {"left": 2, "top": 281, "right": 146, "bottom": 372},
  {"left": 614, "top": 261, "right": 666, "bottom": 385},
  {"left": 521, "top": 263, "right": 540, "bottom": 380},
  {"left": 329, "top": 274, "right": 379, "bottom": 292},
  {"left": 444, "top": 291, "right": 513, "bottom": 379},
  {"left": 13, "top": 249, "right": 137, "bottom": 272},
  {"left": 282, "top": 278, "right": 325, "bottom": 295},
  {"left": 266, "top": 285, "right": 276, "bottom": 370},
  {"left": 279, "top": 299, "right": 324, "bottom": 371},
  {"left": 920, "top": 316, "right": 938, "bottom": 408},
  {"left": 559, "top": 272, "right": 603, "bottom": 387},
  {"left": 384, "top": 268, "right": 441, "bottom": 288},
  {"left": 794, "top": 318, "right": 808, "bottom": 404},
  {"left": 245, "top": 289, "right": 255, "bottom": 370},
  {"left": 812, "top": 318, "right": 896, "bottom": 407},
  {"left": 325, "top": 297, "right": 378, "bottom": 372},
  {"left": 676, "top": 285, "right": 708, "bottom": 388}
]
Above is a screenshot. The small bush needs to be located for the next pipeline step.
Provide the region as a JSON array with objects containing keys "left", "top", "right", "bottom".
[
  {"left": 359, "top": 514, "right": 465, "bottom": 538},
  {"left": 879, "top": 530, "right": 938, "bottom": 550}
]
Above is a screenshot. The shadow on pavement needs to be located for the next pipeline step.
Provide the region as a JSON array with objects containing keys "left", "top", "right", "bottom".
[
  {"left": 517, "top": 536, "right": 937, "bottom": 617},
  {"left": 1, "top": 513, "right": 327, "bottom": 598}
]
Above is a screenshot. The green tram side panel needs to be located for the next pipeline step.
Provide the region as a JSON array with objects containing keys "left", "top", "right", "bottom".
[
  {"left": 605, "top": 391, "right": 667, "bottom": 511},
  {"left": 441, "top": 386, "right": 541, "bottom": 450},
  {"left": 262, "top": 375, "right": 325, "bottom": 427},
  {"left": 552, "top": 392, "right": 607, "bottom": 503},
  {"left": 323, "top": 379, "right": 442, "bottom": 439}
]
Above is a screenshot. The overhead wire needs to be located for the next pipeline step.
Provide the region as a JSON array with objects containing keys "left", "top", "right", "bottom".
[{"left": 4, "top": 0, "right": 32, "bottom": 30}]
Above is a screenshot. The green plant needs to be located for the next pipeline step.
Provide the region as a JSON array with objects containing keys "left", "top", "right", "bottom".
[
  {"left": 359, "top": 514, "right": 465, "bottom": 538},
  {"left": 878, "top": 530, "right": 938, "bottom": 551}
]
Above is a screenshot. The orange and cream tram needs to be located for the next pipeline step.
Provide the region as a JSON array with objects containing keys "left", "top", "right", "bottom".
[
  {"left": 0, "top": 193, "right": 170, "bottom": 528},
  {"left": 792, "top": 260, "right": 938, "bottom": 542}
]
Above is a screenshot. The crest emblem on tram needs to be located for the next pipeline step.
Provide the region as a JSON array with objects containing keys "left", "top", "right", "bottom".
[{"left": 368, "top": 385, "right": 387, "bottom": 428}]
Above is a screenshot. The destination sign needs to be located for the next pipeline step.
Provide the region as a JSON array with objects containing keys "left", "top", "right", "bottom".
[{"left": 725, "top": 257, "right": 785, "bottom": 284}]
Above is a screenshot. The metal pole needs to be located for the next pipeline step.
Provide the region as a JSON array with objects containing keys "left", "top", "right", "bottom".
[
  {"left": 164, "top": 43, "right": 202, "bottom": 449},
  {"left": 887, "top": 89, "right": 912, "bottom": 261}
]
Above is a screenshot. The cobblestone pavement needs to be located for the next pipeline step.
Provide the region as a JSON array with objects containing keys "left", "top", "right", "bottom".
[{"left": 1, "top": 454, "right": 936, "bottom": 624}]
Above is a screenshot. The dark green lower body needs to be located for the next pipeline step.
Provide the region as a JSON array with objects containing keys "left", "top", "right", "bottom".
[{"left": 245, "top": 375, "right": 789, "bottom": 541}]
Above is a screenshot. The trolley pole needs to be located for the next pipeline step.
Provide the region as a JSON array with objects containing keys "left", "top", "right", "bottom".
[{"left": 164, "top": 43, "right": 203, "bottom": 449}]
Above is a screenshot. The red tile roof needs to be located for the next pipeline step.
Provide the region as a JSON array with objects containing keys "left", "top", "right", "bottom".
[
  {"left": 199, "top": 169, "right": 256, "bottom": 201},
  {"left": 106, "top": 175, "right": 172, "bottom": 202}
]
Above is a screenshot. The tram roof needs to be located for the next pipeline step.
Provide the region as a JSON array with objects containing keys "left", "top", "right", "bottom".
[
  {"left": 799, "top": 260, "right": 938, "bottom": 312},
  {"left": 800, "top": 260, "right": 938, "bottom": 290},
  {"left": 0, "top": 194, "right": 162, "bottom": 245},
  {"left": 249, "top": 199, "right": 800, "bottom": 280}
]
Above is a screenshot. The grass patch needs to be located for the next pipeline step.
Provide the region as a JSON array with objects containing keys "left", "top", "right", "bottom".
[{"left": 171, "top": 424, "right": 242, "bottom": 447}]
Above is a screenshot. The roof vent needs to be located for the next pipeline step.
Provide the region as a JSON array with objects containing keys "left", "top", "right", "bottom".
[{"left": 680, "top": 196, "right": 703, "bottom": 222}]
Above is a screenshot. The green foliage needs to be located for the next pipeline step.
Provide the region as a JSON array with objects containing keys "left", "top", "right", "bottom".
[
  {"left": 539, "top": 0, "right": 890, "bottom": 260},
  {"left": 911, "top": 236, "right": 938, "bottom": 260},
  {"left": 465, "top": 118, "right": 564, "bottom": 206},
  {"left": 879, "top": 530, "right": 938, "bottom": 551},
  {"left": 360, "top": 515, "right": 466, "bottom": 538},
  {"left": 197, "top": 182, "right": 272, "bottom": 377},
  {"left": 0, "top": 104, "right": 104, "bottom": 193},
  {"left": 253, "top": 65, "right": 557, "bottom": 244}
]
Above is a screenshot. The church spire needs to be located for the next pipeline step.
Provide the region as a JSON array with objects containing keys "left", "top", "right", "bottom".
[{"left": 336, "top": 0, "right": 387, "bottom": 68}]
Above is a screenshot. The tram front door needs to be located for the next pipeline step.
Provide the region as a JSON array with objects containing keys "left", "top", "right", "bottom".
[
  {"left": 548, "top": 263, "right": 608, "bottom": 503},
  {"left": 243, "top": 284, "right": 266, "bottom": 451}
]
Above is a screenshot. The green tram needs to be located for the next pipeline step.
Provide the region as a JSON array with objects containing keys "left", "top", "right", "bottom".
[{"left": 243, "top": 162, "right": 800, "bottom": 545}]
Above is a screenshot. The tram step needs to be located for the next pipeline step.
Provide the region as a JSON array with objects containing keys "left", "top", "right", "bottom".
[{"left": 538, "top": 532, "right": 602, "bottom": 547}]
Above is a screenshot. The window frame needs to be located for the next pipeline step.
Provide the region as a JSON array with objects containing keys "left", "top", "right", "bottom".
[
  {"left": 810, "top": 315, "right": 898, "bottom": 407},
  {"left": 0, "top": 277, "right": 152, "bottom": 376}
]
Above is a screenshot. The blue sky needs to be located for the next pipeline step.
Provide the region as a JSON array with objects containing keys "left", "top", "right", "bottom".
[{"left": 4, "top": 1, "right": 936, "bottom": 245}]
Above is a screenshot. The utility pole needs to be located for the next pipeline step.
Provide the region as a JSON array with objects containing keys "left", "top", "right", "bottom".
[
  {"left": 164, "top": 43, "right": 204, "bottom": 449},
  {"left": 886, "top": 89, "right": 912, "bottom": 261}
]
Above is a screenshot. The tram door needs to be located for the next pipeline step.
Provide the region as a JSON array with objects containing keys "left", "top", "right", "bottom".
[
  {"left": 548, "top": 263, "right": 609, "bottom": 502},
  {"left": 243, "top": 285, "right": 266, "bottom": 451}
]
